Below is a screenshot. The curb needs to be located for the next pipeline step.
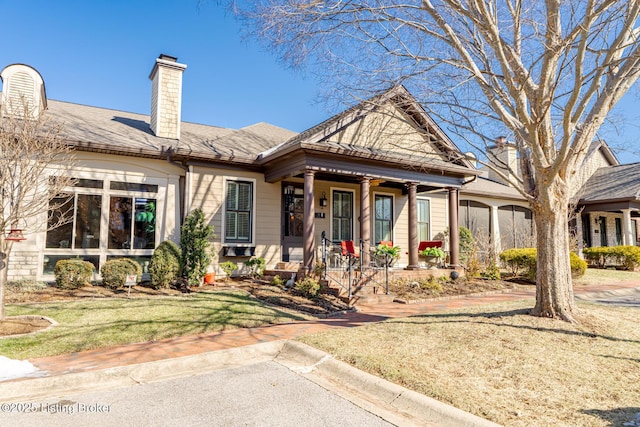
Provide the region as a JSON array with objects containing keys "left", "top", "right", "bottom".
[
  {"left": 0, "top": 339, "right": 501, "bottom": 426},
  {"left": 0, "top": 340, "right": 285, "bottom": 402},
  {"left": 576, "top": 286, "right": 640, "bottom": 300},
  {"left": 275, "top": 341, "right": 502, "bottom": 427}
]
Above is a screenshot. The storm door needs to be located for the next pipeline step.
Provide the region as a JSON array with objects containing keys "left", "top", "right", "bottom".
[{"left": 282, "top": 183, "right": 304, "bottom": 262}]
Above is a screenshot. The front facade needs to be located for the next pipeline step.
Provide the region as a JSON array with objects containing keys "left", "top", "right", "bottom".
[{"left": 1, "top": 55, "right": 635, "bottom": 282}]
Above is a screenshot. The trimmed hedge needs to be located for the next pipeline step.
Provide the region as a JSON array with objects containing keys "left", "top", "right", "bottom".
[
  {"left": 583, "top": 245, "right": 640, "bottom": 270},
  {"left": 149, "top": 240, "right": 182, "bottom": 289},
  {"left": 54, "top": 259, "right": 95, "bottom": 289},
  {"left": 499, "top": 248, "right": 587, "bottom": 279},
  {"left": 100, "top": 258, "right": 143, "bottom": 289}
]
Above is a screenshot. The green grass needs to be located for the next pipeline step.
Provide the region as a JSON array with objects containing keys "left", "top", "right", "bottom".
[{"left": 1, "top": 290, "right": 309, "bottom": 359}]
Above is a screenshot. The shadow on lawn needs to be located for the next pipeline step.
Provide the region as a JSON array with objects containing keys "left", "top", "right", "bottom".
[
  {"left": 581, "top": 407, "right": 640, "bottom": 426},
  {"left": 399, "top": 308, "right": 640, "bottom": 345}
]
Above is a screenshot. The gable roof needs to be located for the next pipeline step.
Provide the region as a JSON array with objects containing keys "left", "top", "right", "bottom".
[
  {"left": 579, "top": 162, "right": 640, "bottom": 204},
  {"left": 257, "top": 86, "right": 476, "bottom": 176}
]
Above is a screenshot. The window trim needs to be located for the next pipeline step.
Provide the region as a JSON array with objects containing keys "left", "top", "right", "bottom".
[
  {"left": 222, "top": 177, "right": 257, "bottom": 246},
  {"left": 373, "top": 192, "right": 395, "bottom": 245},
  {"left": 330, "top": 187, "right": 356, "bottom": 243}
]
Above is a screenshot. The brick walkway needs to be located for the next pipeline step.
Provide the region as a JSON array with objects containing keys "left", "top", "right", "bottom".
[{"left": 28, "top": 281, "right": 640, "bottom": 378}]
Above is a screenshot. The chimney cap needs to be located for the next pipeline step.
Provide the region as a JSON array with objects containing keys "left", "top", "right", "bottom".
[{"left": 158, "top": 53, "right": 178, "bottom": 62}]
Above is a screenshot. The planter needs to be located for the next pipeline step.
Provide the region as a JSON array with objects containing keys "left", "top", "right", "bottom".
[
  {"left": 423, "top": 255, "right": 441, "bottom": 269},
  {"left": 204, "top": 272, "right": 216, "bottom": 285}
]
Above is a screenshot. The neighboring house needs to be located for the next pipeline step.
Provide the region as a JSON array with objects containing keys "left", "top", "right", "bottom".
[{"left": 1, "top": 55, "right": 633, "bottom": 282}]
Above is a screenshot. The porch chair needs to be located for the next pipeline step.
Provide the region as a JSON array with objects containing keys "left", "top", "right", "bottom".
[
  {"left": 340, "top": 240, "right": 360, "bottom": 270},
  {"left": 418, "top": 240, "right": 443, "bottom": 252}
]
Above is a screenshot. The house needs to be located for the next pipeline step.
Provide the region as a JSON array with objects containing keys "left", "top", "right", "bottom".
[
  {"left": 0, "top": 55, "right": 480, "bottom": 282},
  {"left": 1, "top": 54, "right": 633, "bottom": 283}
]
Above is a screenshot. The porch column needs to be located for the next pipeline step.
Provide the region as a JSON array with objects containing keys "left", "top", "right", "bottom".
[
  {"left": 360, "top": 177, "right": 371, "bottom": 266},
  {"left": 623, "top": 209, "right": 633, "bottom": 246},
  {"left": 406, "top": 182, "right": 419, "bottom": 270},
  {"left": 303, "top": 170, "right": 316, "bottom": 274},
  {"left": 448, "top": 187, "right": 460, "bottom": 267},
  {"left": 576, "top": 214, "right": 584, "bottom": 258},
  {"left": 491, "top": 205, "right": 501, "bottom": 257}
]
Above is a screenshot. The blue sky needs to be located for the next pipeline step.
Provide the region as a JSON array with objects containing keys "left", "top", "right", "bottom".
[
  {"left": 2, "top": 1, "right": 639, "bottom": 163},
  {"left": 0, "top": 0, "right": 329, "bottom": 133}
]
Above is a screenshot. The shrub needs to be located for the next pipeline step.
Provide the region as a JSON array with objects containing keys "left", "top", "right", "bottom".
[
  {"left": 583, "top": 246, "right": 640, "bottom": 270},
  {"left": 570, "top": 253, "right": 588, "bottom": 278},
  {"left": 483, "top": 261, "right": 502, "bottom": 280},
  {"left": 220, "top": 261, "right": 238, "bottom": 281},
  {"left": 246, "top": 257, "right": 266, "bottom": 278},
  {"left": 149, "top": 240, "right": 182, "bottom": 289},
  {"left": 499, "top": 248, "right": 587, "bottom": 279},
  {"left": 419, "top": 277, "right": 444, "bottom": 293},
  {"left": 54, "top": 259, "right": 95, "bottom": 289},
  {"left": 100, "top": 258, "right": 142, "bottom": 289},
  {"left": 271, "top": 275, "right": 284, "bottom": 286},
  {"left": 181, "top": 208, "right": 215, "bottom": 286},
  {"left": 295, "top": 276, "right": 321, "bottom": 298}
]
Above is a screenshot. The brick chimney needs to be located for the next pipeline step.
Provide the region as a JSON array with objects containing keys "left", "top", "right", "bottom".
[
  {"left": 487, "top": 136, "right": 519, "bottom": 183},
  {"left": 149, "top": 54, "right": 186, "bottom": 139}
]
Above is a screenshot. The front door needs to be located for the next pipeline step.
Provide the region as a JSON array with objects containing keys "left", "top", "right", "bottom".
[
  {"left": 599, "top": 216, "right": 608, "bottom": 246},
  {"left": 282, "top": 183, "right": 304, "bottom": 262}
]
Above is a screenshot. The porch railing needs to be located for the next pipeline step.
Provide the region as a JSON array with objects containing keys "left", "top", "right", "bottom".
[{"left": 320, "top": 232, "right": 390, "bottom": 298}]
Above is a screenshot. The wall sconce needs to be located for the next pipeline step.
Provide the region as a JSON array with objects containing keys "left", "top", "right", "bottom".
[
  {"left": 594, "top": 217, "right": 600, "bottom": 226},
  {"left": 319, "top": 192, "right": 328, "bottom": 208}
]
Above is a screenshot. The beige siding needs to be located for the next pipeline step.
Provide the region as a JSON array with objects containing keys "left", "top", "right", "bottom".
[
  {"left": 190, "top": 166, "right": 282, "bottom": 274},
  {"left": 573, "top": 150, "right": 610, "bottom": 196},
  {"left": 332, "top": 104, "right": 446, "bottom": 160}
]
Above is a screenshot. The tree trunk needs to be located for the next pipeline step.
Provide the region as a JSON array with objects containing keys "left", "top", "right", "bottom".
[
  {"left": 531, "top": 178, "right": 576, "bottom": 322},
  {"left": 0, "top": 251, "right": 7, "bottom": 320}
]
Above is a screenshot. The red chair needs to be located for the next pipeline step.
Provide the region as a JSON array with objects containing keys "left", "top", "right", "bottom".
[
  {"left": 340, "top": 240, "right": 360, "bottom": 259},
  {"left": 378, "top": 240, "right": 393, "bottom": 248}
]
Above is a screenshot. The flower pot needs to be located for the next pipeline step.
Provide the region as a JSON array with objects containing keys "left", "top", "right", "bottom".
[{"left": 204, "top": 272, "right": 216, "bottom": 285}]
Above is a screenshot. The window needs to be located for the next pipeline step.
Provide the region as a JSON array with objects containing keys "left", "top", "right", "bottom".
[
  {"left": 459, "top": 200, "right": 491, "bottom": 238},
  {"left": 47, "top": 193, "right": 102, "bottom": 249},
  {"left": 332, "top": 190, "right": 353, "bottom": 241},
  {"left": 108, "top": 197, "right": 157, "bottom": 249},
  {"left": 498, "top": 205, "right": 533, "bottom": 249},
  {"left": 225, "top": 180, "right": 253, "bottom": 242},
  {"left": 374, "top": 195, "right": 393, "bottom": 244},
  {"left": 417, "top": 199, "right": 430, "bottom": 241},
  {"left": 45, "top": 177, "right": 159, "bottom": 275}
]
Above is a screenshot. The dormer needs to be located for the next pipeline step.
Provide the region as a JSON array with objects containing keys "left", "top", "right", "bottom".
[{"left": 0, "top": 64, "right": 47, "bottom": 117}]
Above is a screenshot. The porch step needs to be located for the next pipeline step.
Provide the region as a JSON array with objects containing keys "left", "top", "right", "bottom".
[
  {"left": 349, "top": 293, "right": 396, "bottom": 306},
  {"left": 275, "top": 262, "right": 301, "bottom": 270},
  {"left": 264, "top": 269, "right": 298, "bottom": 280}
]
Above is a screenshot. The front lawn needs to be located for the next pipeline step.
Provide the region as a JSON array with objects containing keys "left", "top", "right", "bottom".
[
  {"left": 298, "top": 299, "right": 640, "bottom": 427},
  {"left": 1, "top": 290, "right": 309, "bottom": 359}
]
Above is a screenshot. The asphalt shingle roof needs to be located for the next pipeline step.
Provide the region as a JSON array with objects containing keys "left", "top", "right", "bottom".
[
  {"left": 579, "top": 163, "right": 640, "bottom": 203},
  {"left": 43, "top": 99, "right": 297, "bottom": 162}
]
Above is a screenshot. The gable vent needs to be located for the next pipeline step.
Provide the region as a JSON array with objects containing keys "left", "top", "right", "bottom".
[{"left": 0, "top": 64, "right": 47, "bottom": 118}]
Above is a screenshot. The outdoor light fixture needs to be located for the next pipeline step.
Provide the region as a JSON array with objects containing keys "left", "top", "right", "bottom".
[{"left": 319, "top": 192, "right": 328, "bottom": 208}]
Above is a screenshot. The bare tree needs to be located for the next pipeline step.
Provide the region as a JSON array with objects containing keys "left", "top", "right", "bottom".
[
  {"left": 232, "top": 0, "right": 640, "bottom": 321},
  {"left": 0, "top": 100, "right": 75, "bottom": 319}
]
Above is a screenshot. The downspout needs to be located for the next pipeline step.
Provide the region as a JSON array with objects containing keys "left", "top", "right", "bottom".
[{"left": 165, "top": 146, "right": 189, "bottom": 221}]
